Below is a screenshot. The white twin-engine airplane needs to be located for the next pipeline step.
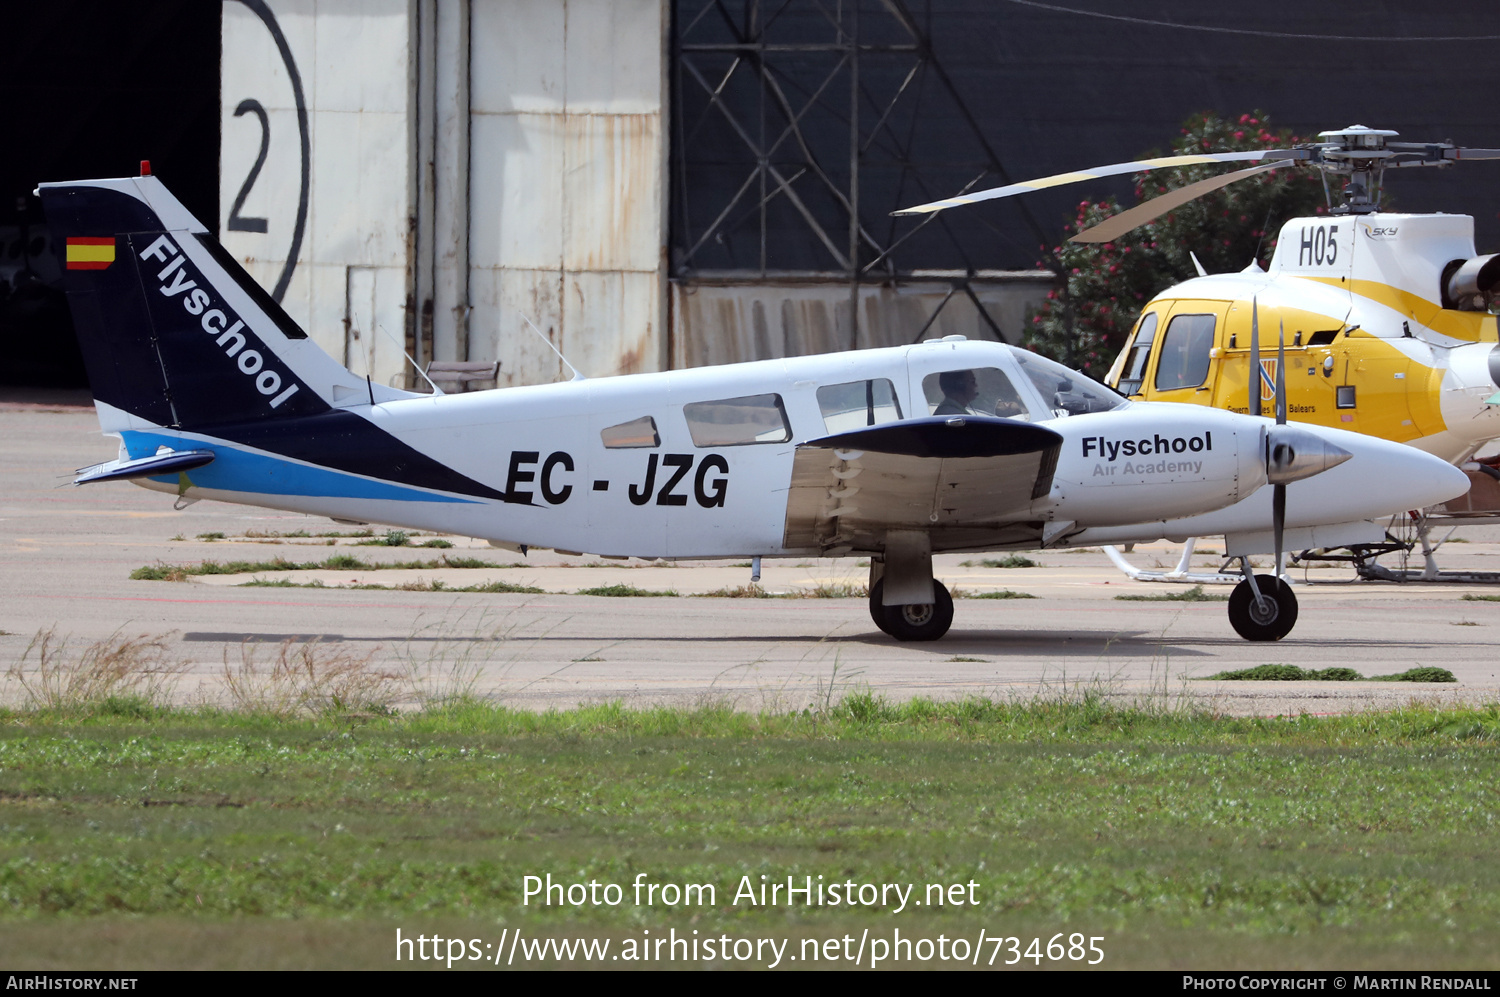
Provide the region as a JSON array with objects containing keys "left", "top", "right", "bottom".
[{"left": 42, "top": 173, "right": 1467, "bottom": 642}]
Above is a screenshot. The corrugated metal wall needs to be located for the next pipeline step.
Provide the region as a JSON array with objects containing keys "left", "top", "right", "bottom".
[{"left": 220, "top": 0, "right": 668, "bottom": 389}]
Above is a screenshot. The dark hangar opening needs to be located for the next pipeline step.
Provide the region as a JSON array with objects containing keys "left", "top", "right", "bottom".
[{"left": 0, "top": 1, "right": 219, "bottom": 389}]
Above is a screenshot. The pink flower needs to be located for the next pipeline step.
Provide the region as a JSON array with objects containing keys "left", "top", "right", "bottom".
[{"left": 1234, "top": 131, "right": 1245, "bottom": 140}]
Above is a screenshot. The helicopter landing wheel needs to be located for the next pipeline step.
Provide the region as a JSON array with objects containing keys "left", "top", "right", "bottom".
[
  {"left": 1227, "top": 574, "right": 1298, "bottom": 641},
  {"left": 868, "top": 578, "right": 954, "bottom": 641}
]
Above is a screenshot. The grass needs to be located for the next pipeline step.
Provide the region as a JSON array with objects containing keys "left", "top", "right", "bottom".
[
  {"left": 2, "top": 633, "right": 1500, "bottom": 968},
  {"left": 6, "top": 687, "right": 1500, "bottom": 968},
  {"left": 575, "top": 584, "right": 679, "bottom": 598},
  {"left": 1206, "top": 665, "right": 1457, "bottom": 683},
  {"left": 1114, "top": 584, "right": 1228, "bottom": 602},
  {"left": 960, "top": 555, "right": 1039, "bottom": 568},
  {"left": 958, "top": 589, "right": 1036, "bottom": 600},
  {"left": 1462, "top": 593, "right": 1500, "bottom": 602},
  {"left": 131, "top": 554, "right": 521, "bottom": 580}
]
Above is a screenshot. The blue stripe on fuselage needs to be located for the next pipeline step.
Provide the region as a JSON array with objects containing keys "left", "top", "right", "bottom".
[{"left": 122, "top": 430, "right": 476, "bottom": 504}]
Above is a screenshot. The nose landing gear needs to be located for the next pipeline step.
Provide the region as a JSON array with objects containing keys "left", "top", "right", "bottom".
[{"left": 1227, "top": 570, "right": 1298, "bottom": 641}]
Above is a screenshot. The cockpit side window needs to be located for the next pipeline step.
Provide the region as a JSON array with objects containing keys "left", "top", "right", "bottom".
[
  {"left": 920, "top": 367, "right": 1032, "bottom": 420},
  {"left": 1117, "top": 312, "right": 1159, "bottom": 395},
  {"left": 1153, "top": 313, "right": 1216, "bottom": 391},
  {"left": 684, "top": 393, "right": 792, "bottom": 446},
  {"left": 601, "top": 415, "right": 660, "bottom": 449},
  {"left": 816, "top": 379, "right": 903, "bottom": 434}
]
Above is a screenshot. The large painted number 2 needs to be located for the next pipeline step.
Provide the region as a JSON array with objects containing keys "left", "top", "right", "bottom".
[{"left": 227, "top": 98, "right": 270, "bottom": 233}]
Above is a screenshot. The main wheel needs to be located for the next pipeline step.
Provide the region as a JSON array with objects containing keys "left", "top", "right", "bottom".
[
  {"left": 868, "top": 578, "right": 954, "bottom": 642},
  {"left": 1227, "top": 574, "right": 1298, "bottom": 641}
]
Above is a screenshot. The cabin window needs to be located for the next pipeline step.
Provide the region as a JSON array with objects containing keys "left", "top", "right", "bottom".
[
  {"left": 816, "top": 378, "right": 903, "bottom": 433},
  {"left": 684, "top": 393, "right": 791, "bottom": 446},
  {"left": 1117, "top": 312, "right": 1159, "bottom": 395},
  {"left": 1014, "top": 350, "right": 1126, "bottom": 417},
  {"left": 601, "top": 415, "right": 660, "bottom": 449},
  {"left": 920, "top": 367, "right": 1031, "bottom": 420},
  {"left": 1153, "top": 313, "right": 1216, "bottom": 391}
]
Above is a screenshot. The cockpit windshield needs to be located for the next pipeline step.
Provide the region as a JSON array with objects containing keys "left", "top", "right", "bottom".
[{"left": 1012, "top": 350, "right": 1127, "bottom": 418}]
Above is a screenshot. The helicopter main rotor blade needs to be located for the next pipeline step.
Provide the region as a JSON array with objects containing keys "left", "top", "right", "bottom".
[
  {"left": 891, "top": 150, "right": 1299, "bottom": 216},
  {"left": 1070, "top": 160, "right": 1293, "bottom": 244}
]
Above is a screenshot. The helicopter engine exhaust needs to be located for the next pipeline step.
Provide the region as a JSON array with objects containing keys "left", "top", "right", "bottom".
[{"left": 1443, "top": 254, "right": 1500, "bottom": 311}]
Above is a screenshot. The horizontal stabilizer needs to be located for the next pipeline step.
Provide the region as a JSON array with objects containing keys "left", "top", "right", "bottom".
[
  {"left": 803, "top": 415, "right": 1063, "bottom": 459},
  {"left": 75, "top": 448, "right": 215, "bottom": 486}
]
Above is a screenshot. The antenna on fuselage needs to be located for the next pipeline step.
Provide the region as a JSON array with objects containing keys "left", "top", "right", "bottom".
[
  {"left": 375, "top": 322, "right": 444, "bottom": 395},
  {"left": 520, "top": 312, "right": 587, "bottom": 382}
]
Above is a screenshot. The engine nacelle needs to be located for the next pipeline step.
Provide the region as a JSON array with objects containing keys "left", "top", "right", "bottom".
[{"left": 1442, "top": 254, "right": 1500, "bottom": 311}]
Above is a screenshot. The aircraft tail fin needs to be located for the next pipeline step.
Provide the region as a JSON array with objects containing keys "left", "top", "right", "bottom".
[{"left": 38, "top": 175, "right": 395, "bottom": 434}]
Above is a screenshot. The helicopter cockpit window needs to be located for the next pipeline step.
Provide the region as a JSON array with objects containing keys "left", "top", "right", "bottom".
[
  {"left": 1153, "top": 314, "right": 1216, "bottom": 391},
  {"left": 684, "top": 393, "right": 792, "bottom": 446},
  {"left": 1117, "top": 312, "right": 1159, "bottom": 395},
  {"left": 1013, "top": 350, "right": 1127, "bottom": 418},
  {"left": 601, "top": 415, "right": 660, "bottom": 449},
  {"left": 816, "top": 379, "right": 903, "bottom": 434},
  {"left": 921, "top": 368, "right": 1032, "bottom": 420}
]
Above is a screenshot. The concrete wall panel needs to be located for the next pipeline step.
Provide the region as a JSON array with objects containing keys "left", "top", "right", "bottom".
[
  {"left": 564, "top": 271, "right": 658, "bottom": 378},
  {"left": 562, "top": 113, "right": 661, "bottom": 272},
  {"left": 562, "top": 0, "right": 663, "bottom": 113},
  {"left": 470, "top": 111, "right": 566, "bottom": 271},
  {"left": 470, "top": 0, "right": 565, "bottom": 113},
  {"left": 469, "top": 266, "right": 567, "bottom": 387},
  {"left": 311, "top": 0, "right": 412, "bottom": 114}
]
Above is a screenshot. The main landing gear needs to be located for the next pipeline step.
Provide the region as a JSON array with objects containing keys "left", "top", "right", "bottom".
[
  {"left": 868, "top": 578, "right": 954, "bottom": 641},
  {"left": 1227, "top": 565, "right": 1298, "bottom": 641}
]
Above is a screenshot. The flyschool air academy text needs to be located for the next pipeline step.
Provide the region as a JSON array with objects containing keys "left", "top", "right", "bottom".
[{"left": 1083, "top": 432, "right": 1212, "bottom": 477}]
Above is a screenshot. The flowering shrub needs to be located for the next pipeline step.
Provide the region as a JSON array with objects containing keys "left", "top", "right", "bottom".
[{"left": 1023, "top": 111, "right": 1327, "bottom": 378}]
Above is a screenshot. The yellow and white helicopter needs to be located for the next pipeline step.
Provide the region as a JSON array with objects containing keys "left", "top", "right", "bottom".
[{"left": 899, "top": 125, "right": 1500, "bottom": 582}]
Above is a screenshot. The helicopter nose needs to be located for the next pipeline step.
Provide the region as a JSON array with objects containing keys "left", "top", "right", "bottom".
[{"left": 1265, "top": 425, "right": 1352, "bottom": 485}]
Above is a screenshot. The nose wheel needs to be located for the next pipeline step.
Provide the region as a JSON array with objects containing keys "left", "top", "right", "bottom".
[
  {"left": 868, "top": 578, "right": 954, "bottom": 641},
  {"left": 1228, "top": 573, "right": 1298, "bottom": 641}
]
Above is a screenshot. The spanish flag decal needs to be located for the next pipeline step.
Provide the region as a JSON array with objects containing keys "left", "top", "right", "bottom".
[{"left": 66, "top": 236, "right": 115, "bottom": 270}]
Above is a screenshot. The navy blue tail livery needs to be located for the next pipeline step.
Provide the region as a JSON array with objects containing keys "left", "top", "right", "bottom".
[
  {"left": 41, "top": 176, "right": 510, "bottom": 503},
  {"left": 39, "top": 172, "right": 1470, "bottom": 642}
]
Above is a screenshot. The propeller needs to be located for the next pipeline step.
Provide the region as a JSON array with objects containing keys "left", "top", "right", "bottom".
[{"left": 1251, "top": 308, "right": 1354, "bottom": 592}]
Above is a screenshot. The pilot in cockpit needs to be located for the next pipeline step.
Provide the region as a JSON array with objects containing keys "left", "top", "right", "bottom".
[{"left": 934, "top": 369, "right": 979, "bottom": 416}]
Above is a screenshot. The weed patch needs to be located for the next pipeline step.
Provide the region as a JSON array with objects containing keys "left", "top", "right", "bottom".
[
  {"left": 5, "top": 628, "right": 188, "bottom": 710},
  {"left": 132, "top": 553, "right": 515, "bottom": 580},
  {"left": 219, "top": 638, "right": 402, "bottom": 716},
  {"left": 575, "top": 584, "right": 679, "bottom": 597},
  {"left": 961, "top": 555, "right": 1039, "bottom": 568},
  {"left": 694, "top": 584, "right": 772, "bottom": 598},
  {"left": 1115, "top": 585, "right": 1228, "bottom": 602},
  {"left": 1205, "top": 665, "right": 1455, "bottom": 683}
]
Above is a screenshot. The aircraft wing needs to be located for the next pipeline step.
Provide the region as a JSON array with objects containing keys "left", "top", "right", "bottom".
[{"left": 783, "top": 416, "right": 1064, "bottom": 551}]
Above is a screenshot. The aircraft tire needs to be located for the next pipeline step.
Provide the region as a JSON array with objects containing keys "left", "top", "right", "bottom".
[
  {"left": 868, "top": 579, "right": 954, "bottom": 641},
  {"left": 1227, "top": 575, "right": 1298, "bottom": 641}
]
